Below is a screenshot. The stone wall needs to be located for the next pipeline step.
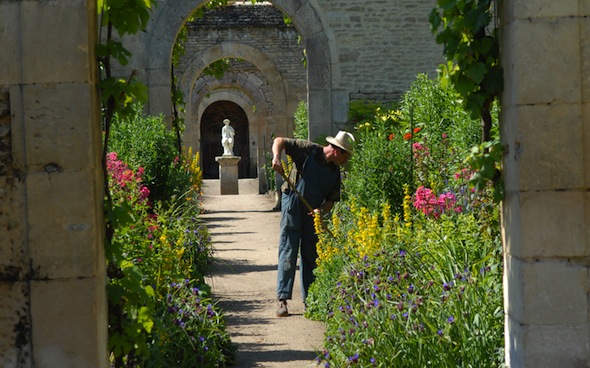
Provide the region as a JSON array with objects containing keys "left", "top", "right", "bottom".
[
  {"left": 321, "top": 0, "right": 443, "bottom": 102},
  {"left": 500, "top": 1, "right": 590, "bottom": 366}
]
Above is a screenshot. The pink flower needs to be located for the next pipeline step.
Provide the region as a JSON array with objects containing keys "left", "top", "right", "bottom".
[{"left": 413, "top": 186, "right": 458, "bottom": 218}]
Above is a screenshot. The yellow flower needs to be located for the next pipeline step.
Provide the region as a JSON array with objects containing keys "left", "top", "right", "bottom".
[{"left": 313, "top": 211, "right": 323, "bottom": 235}]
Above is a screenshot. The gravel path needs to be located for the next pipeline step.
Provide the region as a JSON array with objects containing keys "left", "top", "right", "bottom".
[{"left": 202, "top": 179, "right": 325, "bottom": 368}]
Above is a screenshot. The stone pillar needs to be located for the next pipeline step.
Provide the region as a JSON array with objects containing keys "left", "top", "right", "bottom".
[
  {"left": 216, "top": 156, "right": 241, "bottom": 195},
  {"left": 501, "top": 1, "right": 590, "bottom": 366},
  {"left": 0, "top": 1, "right": 107, "bottom": 367}
]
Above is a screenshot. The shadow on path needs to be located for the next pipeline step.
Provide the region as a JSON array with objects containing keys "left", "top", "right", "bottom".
[{"left": 202, "top": 179, "right": 324, "bottom": 368}]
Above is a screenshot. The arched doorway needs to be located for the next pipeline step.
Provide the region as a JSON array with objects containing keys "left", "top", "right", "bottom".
[{"left": 200, "top": 101, "right": 252, "bottom": 179}]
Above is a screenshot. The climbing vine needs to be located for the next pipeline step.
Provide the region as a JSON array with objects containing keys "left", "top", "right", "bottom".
[{"left": 429, "top": 0, "right": 503, "bottom": 201}]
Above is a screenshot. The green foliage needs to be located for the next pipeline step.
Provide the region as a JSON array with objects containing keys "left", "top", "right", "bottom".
[
  {"left": 314, "top": 214, "right": 504, "bottom": 367},
  {"left": 146, "top": 281, "right": 236, "bottom": 367},
  {"left": 428, "top": 0, "right": 502, "bottom": 121},
  {"left": 109, "top": 103, "right": 193, "bottom": 203},
  {"left": 293, "top": 100, "right": 309, "bottom": 139},
  {"left": 308, "top": 72, "right": 503, "bottom": 367},
  {"left": 465, "top": 139, "right": 504, "bottom": 203},
  {"left": 98, "top": 0, "right": 152, "bottom": 37},
  {"left": 429, "top": 0, "right": 503, "bottom": 199},
  {"left": 105, "top": 150, "right": 234, "bottom": 366},
  {"left": 97, "top": 0, "right": 151, "bottom": 119},
  {"left": 344, "top": 117, "right": 411, "bottom": 214},
  {"left": 348, "top": 100, "right": 398, "bottom": 125},
  {"left": 344, "top": 74, "right": 481, "bottom": 214}
]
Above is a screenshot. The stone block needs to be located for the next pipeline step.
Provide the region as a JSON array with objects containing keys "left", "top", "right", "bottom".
[
  {"left": 0, "top": 3, "right": 22, "bottom": 85},
  {"left": 504, "top": 256, "right": 588, "bottom": 325},
  {"left": 506, "top": 0, "right": 578, "bottom": 19},
  {"left": 525, "top": 324, "right": 589, "bottom": 367},
  {"left": 295, "top": 1, "right": 323, "bottom": 38},
  {"left": 505, "top": 17, "right": 580, "bottom": 106},
  {"left": 0, "top": 282, "right": 31, "bottom": 367},
  {"left": 506, "top": 320, "right": 589, "bottom": 368},
  {"left": 148, "top": 85, "right": 173, "bottom": 121},
  {"left": 275, "top": 0, "right": 304, "bottom": 16},
  {"left": 0, "top": 177, "right": 27, "bottom": 274},
  {"left": 19, "top": 1, "right": 94, "bottom": 84},
  {"left": 516, "top": 191, "right": 586, "bottom": 258},
  {"left": 584, "top": 103, "right": 590, "bottom": 186},
  {"left": 216, "top": 156, "right": 240, "bottom": 195},
  {"left": 308, "top": 90, "right": 331, "bottom": 139},
  {"left": 18, "top": 83, "right": 100, "bottom": 172},
  {"left": 26, "top": 170, "right": 103, "bottom": 280},
  {"left": 581, "top": 19, "right": 590, "bottom": 101},
  {"left": 502, "top": 103, "right": 584, "bottom": 192},
  {"left": 31, "top": 278, "right": 107, "bottom": 368},
  {"left": 331, "top": 90, "right": 349, "bottom": 125}
]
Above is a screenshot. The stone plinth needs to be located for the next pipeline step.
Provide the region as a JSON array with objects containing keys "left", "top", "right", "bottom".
[{"left": 215, "top": 156, "right": 241, "bottom": 195}]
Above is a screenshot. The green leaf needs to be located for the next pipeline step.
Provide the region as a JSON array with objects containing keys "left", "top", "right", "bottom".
[
  {"left": 465, "top": 62, "right": 487, "bottom": 84},
  {"left": 438, "top": 0, "right": 458, "bottom": 12}
]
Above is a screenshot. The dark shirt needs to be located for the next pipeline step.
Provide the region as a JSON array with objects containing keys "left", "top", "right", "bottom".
[{"left": 281, "top": 138, "right": 341, "bottom": 202}]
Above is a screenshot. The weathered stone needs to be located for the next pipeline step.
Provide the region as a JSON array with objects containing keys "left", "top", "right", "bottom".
[
  {"left": 216, "top": 156, "right": 241, "bottom": 195},
  {"left": 504, "top": 17, "right": 580, "bottom": 105},
  {"left": 502, "top": 103, "right": 584, "bottom": 192},
  {"left": 31, "top": 278, "right": 107, "bottom": 368}
]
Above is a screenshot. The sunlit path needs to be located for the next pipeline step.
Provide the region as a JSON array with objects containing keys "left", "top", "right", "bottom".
[{"left": 202, "top": 179, "right": 324, "bottom": 368}]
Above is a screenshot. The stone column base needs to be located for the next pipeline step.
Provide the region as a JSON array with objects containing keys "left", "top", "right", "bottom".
[{"left": 215, "top": 156, "right": 241, "bottom": 195}]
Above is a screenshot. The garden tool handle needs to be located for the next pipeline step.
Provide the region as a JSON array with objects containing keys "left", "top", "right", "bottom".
[
  {"left": 278, "top": 170, "right": 314, "bottom": 213},
  {"left": 277, "top": 170, "right": 334, "bottom": 238}
]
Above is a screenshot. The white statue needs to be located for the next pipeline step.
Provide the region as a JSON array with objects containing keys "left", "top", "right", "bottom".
[{"left": 221, "top": 118, "right": 235, "bottom": 156}]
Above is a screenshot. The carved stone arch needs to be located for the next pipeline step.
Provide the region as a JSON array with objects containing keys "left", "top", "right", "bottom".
[
  {"left": 184, "top": 71, "right": 271, "bottom": 191},
  {"left": 141, "top": 0, "right": 336, "bottom": 140},
  {"left": 180, "top": 42, "right": 285, "bottom": 136}
]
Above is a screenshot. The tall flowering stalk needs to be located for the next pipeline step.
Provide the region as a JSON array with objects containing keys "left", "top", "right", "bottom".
[{"left": 184, "top": 147, "right": 203, "bottom": 201}]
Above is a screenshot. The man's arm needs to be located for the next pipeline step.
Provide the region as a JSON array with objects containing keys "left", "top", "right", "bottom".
[{"left": 271, "top": 137, "right": 286, "bottom": 174}]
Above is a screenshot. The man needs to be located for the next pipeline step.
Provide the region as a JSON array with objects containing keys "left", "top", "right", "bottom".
[{"left": 271, "top": 130, "right": 355, "bottom": 317}]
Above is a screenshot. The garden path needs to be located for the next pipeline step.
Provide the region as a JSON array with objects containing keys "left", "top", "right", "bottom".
[{"left": 202, "top": 179, "right": 325, "bottom": 368}]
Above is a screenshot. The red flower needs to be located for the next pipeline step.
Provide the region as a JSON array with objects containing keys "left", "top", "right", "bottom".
[
  {"left": 388, "top": 133, "right": 395, "bottom": 140},
  {"left": 413, "top": 127, "right": 421, "bottom": 134},
  {"left": 403, "top": 133, "right": 412, "bottom": 140}
]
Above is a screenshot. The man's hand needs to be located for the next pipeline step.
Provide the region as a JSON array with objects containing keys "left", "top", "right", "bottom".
[{"left": 272, "top": 155, "right": 283, "bottom": 174}]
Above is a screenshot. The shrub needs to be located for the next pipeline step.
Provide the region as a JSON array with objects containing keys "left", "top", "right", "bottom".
[
  {"left": 109, "top": 103, "right": 193, "bottom": 203},
  {"left": 106, "top": 117, "right": 234, "bottom": 366},
  {"left": 344, "top": 74, "right": 482, "bottom": 214},
  {"left": 294, "top": 100, "right": 309, "bottom": 139}
]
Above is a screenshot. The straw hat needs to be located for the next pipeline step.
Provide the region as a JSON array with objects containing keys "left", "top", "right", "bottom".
[{"left": 326, "top": 131, "right": 355, "bottom": 153}]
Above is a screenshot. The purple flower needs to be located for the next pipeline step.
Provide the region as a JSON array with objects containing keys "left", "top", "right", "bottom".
[
  {"left": 448, "top": 315, "right": 455, "bottom": 324},
  {"left": 348, "top": 353, "right": 359, "bottom": 363}
]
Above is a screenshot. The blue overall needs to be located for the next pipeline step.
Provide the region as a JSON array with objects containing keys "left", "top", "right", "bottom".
[{"left": 276, "top": 152, "right": 339, "bottom": 302}]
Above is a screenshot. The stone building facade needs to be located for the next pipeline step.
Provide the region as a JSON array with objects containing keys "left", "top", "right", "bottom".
[
  {"left": 1, "top": 0, "right": 590, "bottom": 367},
  {"left": 177, "top": 4, "right": 307, "bottom": 180}
]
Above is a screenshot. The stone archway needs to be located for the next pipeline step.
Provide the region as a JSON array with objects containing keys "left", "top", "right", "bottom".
[
  {"left": 136, "top": 0, "right": 336, "bottom": 140},
  {"left": 180, "top": 43, "right": 280, "bottom": 191},
  {"left": 200, "top": 101, "right": 250, "bottom": 179}
]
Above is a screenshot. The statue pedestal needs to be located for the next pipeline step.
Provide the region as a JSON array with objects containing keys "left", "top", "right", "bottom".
[{"left": 215, "top": 156, "right": 241, "bottom": 195}]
